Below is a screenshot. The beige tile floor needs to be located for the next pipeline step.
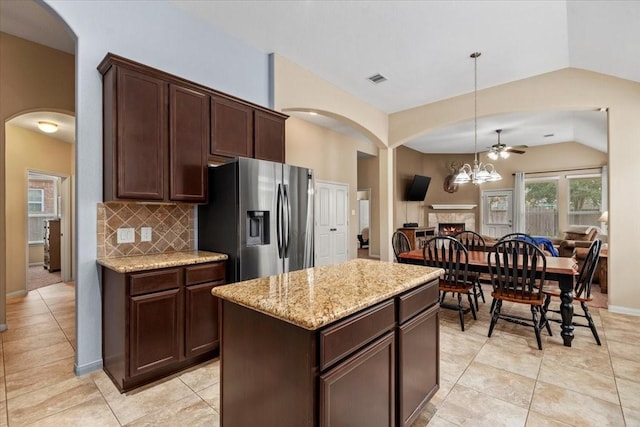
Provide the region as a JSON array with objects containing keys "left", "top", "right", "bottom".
[{"left": 1, "top": 282, "right": 639, "bottom": 426}]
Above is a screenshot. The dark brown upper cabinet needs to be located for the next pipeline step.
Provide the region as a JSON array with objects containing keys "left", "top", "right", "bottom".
[
  {"left": 103, "top": 66, "right": 167, "bottom": 201},
  {"left": 254, "top": 110, "right": 286, "bottom": 163},
  {"left": 210, "top": 95, "right": 254, "bottom": 159},
  {"left": 169, "top": 85, "right": 209, "bottom": 202},
  {"left": 99, "top": 53, "right": 287, "bottom": 203},
  {"left": 100, "top": 54, "right": 208, "bottom": 203},
  {"left": 210, "top": 96, "right": 288, "bottom": 164}
]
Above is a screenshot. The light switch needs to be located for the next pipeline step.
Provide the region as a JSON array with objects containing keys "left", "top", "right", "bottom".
[
  {"left": 117, "top": 227, "right": 135, "bottom": 244},
  {"left": 351, "top": 209, "right": 356, "bottom": 216},
  {"left": 141, "top": 227, "right": 152, "bottom": 242}
]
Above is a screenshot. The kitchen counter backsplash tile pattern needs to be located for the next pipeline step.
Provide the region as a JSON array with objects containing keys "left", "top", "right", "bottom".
[{"left": 97, "top": 202, "right": 195, "bottom": 258}]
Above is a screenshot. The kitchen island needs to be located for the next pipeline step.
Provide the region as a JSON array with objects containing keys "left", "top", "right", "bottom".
[{"left": 212, "top": 258, "right": 443, "bottom": 427}]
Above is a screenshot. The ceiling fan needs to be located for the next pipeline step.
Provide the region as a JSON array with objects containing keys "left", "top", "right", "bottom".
[{"left": 487, "top": 129, "right": 527, "bottom": 160}]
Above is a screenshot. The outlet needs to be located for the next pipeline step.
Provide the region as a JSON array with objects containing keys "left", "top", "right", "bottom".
[
  {"left": 116, "top": 227, "right": 135, "bottom": 244},
  {"left": 141, "top": 227, "right": 152, "bottom": 242}
]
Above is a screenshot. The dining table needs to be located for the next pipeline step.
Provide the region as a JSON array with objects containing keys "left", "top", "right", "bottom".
[{"left": 398, "top": 248, "right": 580, "bottom": 347}]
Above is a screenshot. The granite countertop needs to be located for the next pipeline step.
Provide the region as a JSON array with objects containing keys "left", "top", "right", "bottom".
[
  {"left": 97, "top": 250, "right": 228, "bottom": 273},
  {"left": 211, "top": 258, "right": 442, "bottom": 330}
]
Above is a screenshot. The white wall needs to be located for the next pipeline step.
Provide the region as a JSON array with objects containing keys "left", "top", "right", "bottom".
[{"left": 44, "top": 0, "right": 271, "bottom": 375}]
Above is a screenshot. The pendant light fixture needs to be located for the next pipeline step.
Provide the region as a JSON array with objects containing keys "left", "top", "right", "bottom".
[{"left": 454, "top": 52, "right": 502, "bottom": 185}]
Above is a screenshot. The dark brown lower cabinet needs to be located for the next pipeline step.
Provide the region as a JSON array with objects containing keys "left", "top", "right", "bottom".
[
  {"left": 398, "top": 304, "right": 440, "bottom": 427},
  {"left": 102, "top": 261, "right": 225, "bottom": 392},
  {"left": 130, "top": 288, "right": 182, "bottom": 377},
  {"left": 219, "top": 278, "right": 439, "bottom": 427},
  {"left": 320, "top": 332, "right": 395, "bottom": 427}
]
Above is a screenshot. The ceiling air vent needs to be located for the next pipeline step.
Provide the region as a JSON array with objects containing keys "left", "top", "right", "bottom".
[{"left": 367, "top": 73, "right": 387, "bottom": 84}]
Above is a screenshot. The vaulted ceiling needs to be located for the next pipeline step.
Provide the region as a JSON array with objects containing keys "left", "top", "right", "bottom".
[{"left": 3, "top": 0, "right": 637, "bottom": 153}]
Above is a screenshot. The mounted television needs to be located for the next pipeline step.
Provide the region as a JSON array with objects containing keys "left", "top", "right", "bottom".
[{"left": 406, "top": 174, "right": 431, "bottom": 201}]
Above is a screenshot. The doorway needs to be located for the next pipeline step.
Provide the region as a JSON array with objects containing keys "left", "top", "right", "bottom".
[
  {"left": 26, "top": 171, "right": 72, "bottom": 291},
  {"left": 357, "top": 189, "right": 372, "bottom": 259}
]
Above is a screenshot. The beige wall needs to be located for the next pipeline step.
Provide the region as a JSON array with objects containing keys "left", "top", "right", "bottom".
[
  {"left": 357, "top": 156, "right": 380, "bottom": 257},
  {"left": 286, "top": 116, "right": 380, "bottom": 261},
  {"left": 5, "top": 124, "right": 74, "bottom": 294},
  {"left": 390, "top": 68, "right": 640, "bottom": 313},
  {"left": 0, "top": 33, "right": 74, "bottom": 319}
]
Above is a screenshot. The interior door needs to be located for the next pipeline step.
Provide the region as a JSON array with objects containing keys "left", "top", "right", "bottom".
[
  {"left": 315, "top": 181, "right": 349, "bottom": 267},
  {"left": 481, "top": 189, "right": 513, "bottom": 238}
]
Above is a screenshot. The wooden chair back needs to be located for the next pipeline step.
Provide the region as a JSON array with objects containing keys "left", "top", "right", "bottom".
[
  {"left": 575, "top": 239, "right": 602, "bottom": 299},
  {"left": 392, "top": 231, "right": 412, "bottom": 262},
  {"left": 488, "top": 240, "right": 546, "bottom": 301},
  {"left": 422, "top": 236, "right": 469, "bottom": 288},
  {"left": 454, "top": 230, "right": 486, "bottom": 252},
  {"left": 497, "top": 232, "right": 535, "bottom": 244}
]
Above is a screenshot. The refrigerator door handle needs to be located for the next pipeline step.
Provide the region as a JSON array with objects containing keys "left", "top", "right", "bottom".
[
  {"left": 276, "top": 183, "right": 283, "bottom": 259},
  {"left": 283, "top": 184, "right": 291, "bottom": 257}
]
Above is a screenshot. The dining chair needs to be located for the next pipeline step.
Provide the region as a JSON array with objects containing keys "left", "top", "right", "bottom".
[
  {"left": 453, "top": 230, "right": 486, "bottom": 309},
  {"left": 497, "top": 232, "right": 536, "bottom": 244},
  {"left": 487, "top": 239, "right": 551, "bottom": 350},
  {"left": 392, "top": 231, "right": 412, "bottom": 262},
  {"left": 423, "top": 236, "right": 477, "bottom": 331},
  {"left": 543, "top": 239, "right": 602, "bottom": 345}
]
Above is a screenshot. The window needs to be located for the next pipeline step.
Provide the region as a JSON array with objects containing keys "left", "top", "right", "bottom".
[
  {"left": 568, "top": 174, "right": 602, "bottom": 227},
  {"left": 28, "top": 189, "right": 45, "bottom": 213},
  {"left": 525, "top": 178, "right": 558, "bottom": 237},
  {"left": 28, "top": 175, "right": 58, "bottom": 244}
]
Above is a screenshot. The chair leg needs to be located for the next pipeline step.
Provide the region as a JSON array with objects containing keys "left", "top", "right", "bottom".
[
  {"left": 489, "top": 298, "right": 497, "bottom": 314},
  {"left": 472, "top": 285, "right": 480, "bottom": 311},
  {"left": 581, "top": 301, "right": 602, "bottom": 346},
  {"left": 532, "top": 306, "right": 543, "bottom": 350},
  {"left": 541, "top": 304, "right": 552, "bottom": 337},
  {"left": 467, "top": 291, "right": 477, "bottom": 320},
  {"left": 476, "top": 279, "right": 486, "bottom": 303},
  {"left": 457, "top": 293, "right": 465, "bottom": 332},
  {"left": 488, "top": 299, "right": 501, "bottom": 337}
]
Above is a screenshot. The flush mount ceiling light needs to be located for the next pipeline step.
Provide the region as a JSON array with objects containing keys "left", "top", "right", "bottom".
[
  {"left": 454, "top": 52, "right": 502, "bottom": 185},
  {"left": 37, "top": 121, "right": 58, "bottom": 133}
]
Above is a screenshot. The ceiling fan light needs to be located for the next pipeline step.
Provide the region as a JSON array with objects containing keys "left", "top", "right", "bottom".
[
  {"left": 488, "top": 151, "right": 498, "bottom": 160},
  {"left": 500, "top": 151, "right": 510, "bottom": 159},
  {"left": 38, "top": 121, "right": 58, "bottom": 133}
]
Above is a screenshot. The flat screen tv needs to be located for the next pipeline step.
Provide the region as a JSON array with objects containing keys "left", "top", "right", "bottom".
[{"left": 406, "top": 175, "right": 431, "bottom": 201}]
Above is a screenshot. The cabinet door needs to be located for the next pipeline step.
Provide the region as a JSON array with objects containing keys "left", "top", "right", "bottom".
[
  {"left": 398, "top": 304, "right": 439, "bottom": 427},
  {"left": 115, "top": 67, "right": 167, "bottom": 200},
  {"left": 185, "top": 281, "right": 223, "bottom": 358},
  {"left": 169, "top": 84, "right": 209, "bottom": 202},
  {"left": 130, "top": 288, "right": 182, "bottom": 377},
  {"left": 319, "top": 332, "right": 395, "bottom": 427},
  {"left": 210, "top": 96, "right": 253, "bottom": 159},
  {"left": 254, "top": 110, "right": 285, "bottom": 163}
]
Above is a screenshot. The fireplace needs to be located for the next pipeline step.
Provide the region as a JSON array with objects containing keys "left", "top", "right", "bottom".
[{"left": 438, "top": 223, "right": 465, "bottom": 236}]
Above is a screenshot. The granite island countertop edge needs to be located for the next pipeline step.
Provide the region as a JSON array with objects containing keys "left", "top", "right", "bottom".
[
  {"left": 97, "top": 250, "right": 228, "bottom": 273},
  {"left": 212, "top": 259, "right": 443, "bottom": 331}
]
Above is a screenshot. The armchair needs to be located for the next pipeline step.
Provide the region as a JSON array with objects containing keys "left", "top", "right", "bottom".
[{"left": 550, "top": 226, "right": 600, "bottom": 258}]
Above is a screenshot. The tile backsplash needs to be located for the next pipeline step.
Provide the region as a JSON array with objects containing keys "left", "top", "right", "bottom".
[{"left": 97, "top": 202, "right": 195, "bottom": 258}]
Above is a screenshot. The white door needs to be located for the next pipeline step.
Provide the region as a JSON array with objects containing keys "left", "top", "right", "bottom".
[
  {"left": 315, "top": 181, "right": 349, "bottom": 267},
  {"left": 481, "top": 190, "right": 513, "bottom": 238}
]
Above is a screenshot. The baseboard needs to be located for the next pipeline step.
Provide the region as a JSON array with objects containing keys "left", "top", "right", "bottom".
[
  {"left": 607, "top": 305, "right": 640, "bottom": 317},
  {"left": 74, "top": 359, "right": 103, "bottom": 376},
  {"left": 6, "top": 290, "right": 28, "bottom": 299},
  {"left": 29, "top": 262, "right": 44, "bottom": 267}
]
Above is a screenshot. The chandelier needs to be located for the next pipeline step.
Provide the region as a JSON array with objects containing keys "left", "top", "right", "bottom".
[{"left": 454, "top": 52, "right": 502, "bottom": 185}]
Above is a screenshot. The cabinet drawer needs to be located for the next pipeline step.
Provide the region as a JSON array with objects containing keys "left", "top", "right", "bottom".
[
  {"left": 185, "top": 262, "right": 225, "bottom": 286},
  {"left": 398, "top": 279, "right": 439, "bottom": 324},
  {"left": 130, "top": 268, "right": 181, "bottom": 296},
  {"left": 320, "top": 300, "right": 395, "bottom": 371}
]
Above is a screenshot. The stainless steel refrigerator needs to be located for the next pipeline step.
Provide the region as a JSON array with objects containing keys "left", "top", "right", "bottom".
[{"left": 198, "top": 157, "right": 314, "bottom": 283}]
